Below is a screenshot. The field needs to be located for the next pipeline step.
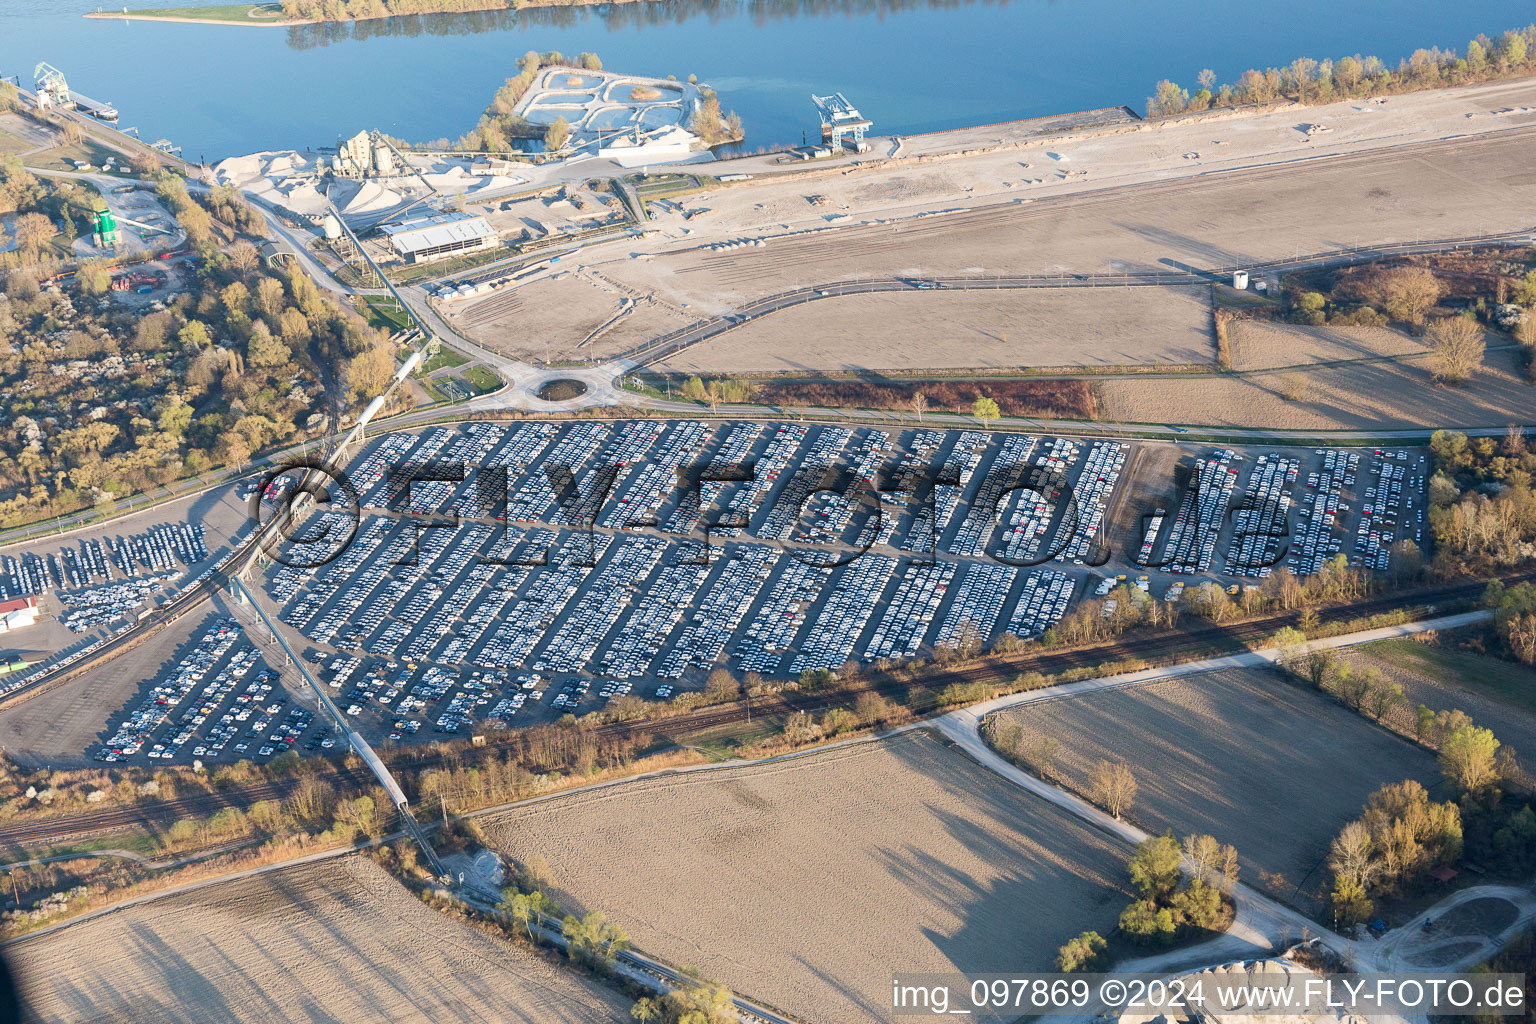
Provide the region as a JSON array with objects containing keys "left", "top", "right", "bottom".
[
  {"left": 10, "top": 854, "right": 631, "bottom": 1023},
  {"left": 26, "top": 139, "right": 136, "bottom": 177},
  {"left": 1097, "top": 343, "right": 1533, "bottom": 430},
  {"left": 1225, "top": 321, "right": 1427, "bottom": 372},
  {"left": 994, "top": 667, "right": 1444, "bottom": 913},
  {"left": 653, "top": 286, "right": 1214, "bottom": 373},
  {"left": 482, "top": 730, "right": 1131, "bottom": 1024},
  {"left": 448, "top": 273, "right": 692, "bottom": 362},
  {"left": 0, "top": 129, "right": 33, "bottom": 158},
  {"left": 1348, "top": 639, "right": 1536, "bottom": 761}
]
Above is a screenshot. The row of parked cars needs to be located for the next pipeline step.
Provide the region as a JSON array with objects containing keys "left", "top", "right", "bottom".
[
  {"left": 3, "top": 524, "right": 207, "bottom": 601},
  {"left": 98, "top": 618, "right": 246, "bottom": 761}
]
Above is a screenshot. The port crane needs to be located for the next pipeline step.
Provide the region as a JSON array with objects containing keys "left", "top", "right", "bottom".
[
  {"left": 32, "top": 61, "right": 118, "bottom": 121},
  {"left": 33, "top": 62, "right": 69, "bottom": 109}
]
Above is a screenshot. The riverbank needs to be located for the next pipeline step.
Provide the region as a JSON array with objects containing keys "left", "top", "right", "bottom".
[
  {"left": 87, "top": 0, "right": 667, "bottom": 28},
  {"left": 83, "top": 4, "right": 313, "bottom": 27}
]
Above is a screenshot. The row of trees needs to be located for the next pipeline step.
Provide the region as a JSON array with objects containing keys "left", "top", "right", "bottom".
[
  {"left": 1045, "top": 556, "right": 1381, "bottom": 652},
  {"left": 1148, "top": 25, "right": 1536, "bottom": 116},
  {"left": 679, "top": 375, "right": 753, "bottom": 410},
  {"left": 687, "top": 89, "right": 744, "bottom": 146},
  {"left": 280, "top": 0, "right": 519, "bottom": 21},
  {"left": 1327, "top": 780, "right": 1463, "bottom": 925}
]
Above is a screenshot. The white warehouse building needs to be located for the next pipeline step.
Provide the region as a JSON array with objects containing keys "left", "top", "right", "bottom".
[{"left": 381, "top": 213, "right": 498, "bottom": 265}]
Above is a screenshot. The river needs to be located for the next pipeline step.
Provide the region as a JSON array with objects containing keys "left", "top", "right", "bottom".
[{"left": 1, "top": 0, "right": 1532, "bottom": 160}]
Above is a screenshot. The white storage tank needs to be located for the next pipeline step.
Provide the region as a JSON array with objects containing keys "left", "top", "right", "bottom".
[{"left": 1232, "top": 270, "right": 1250, "bottom": 290}]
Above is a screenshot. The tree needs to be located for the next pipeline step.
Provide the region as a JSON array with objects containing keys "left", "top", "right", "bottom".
[
  {"left": 1426, "top": 314, "right": 1485, "bottom": 384},
  {"left": 345, "top": 344, "right": 394, "bottom": 403},
  {"left": 1170, "top": 878, "right": 1223, "bottom": 930},
  {"left": 1440, "top": 724, "right": 1501, "bottom": 796},
  {"left": 247, "top": 320, "right": 291, "bottom": 368},
  {"left": 562, "top": 910, "right": 629, "bottom": 969},
  {"left": 253, "top": 275, "right": 286, "bottom": 318},
  {"left": 1128, "top": 833, "right": 1182, "bottom": 901},
  {"left": 630, "top": 998, "right": 659, "bottom": 1023},
  {"left": 1091, "top": 760, "right": 1137, "bottom": 819},
  {"left": 1027, "top": 735, "right": 1060, "bottom": 780},
  {"left": 543, "top": 116, "right": 571, "bottom": 153},
  {"left": 13, "top": 212, "right": 55, "bottom": 261},
  {"left": 229, "top": 241, "right": 259, "bottom": 279},
  {"left": 1272, "top": 626, "right": 1307, "bottom": 665},
  {"left": 1499, "top": 29, "right": 1529, "bottom": 69},
  {"left": 1372, "top": 266, "right": 1443, "bottom": 328},
  {"left": 703, "top": 669, "right": 740, "bottom": 704},
  {"left": 177, "top": 203, "right": 213, "bottom": 247},
  {"left": 500, "top": 890, "right": 538, "bottom": 938},
  {"left": 1149, "top": 80, "right": 1189, "bottom": 117},
  {"left": 1331, "top": 875, "right": 1373, "bottom": 927},
  {"left": 972, "top": 395, "right": 1000, "bottom": 430},
  {"left": 1328, "top": 819, "right": 1376, "bottom": 888},
  {"left": 178, "top": 320, "right": 214, "bottom": 350},
  {"left": 910, "top": 390, "right": 928, "bottom": 423},
  {"left": 1118, "top": 899, "right": 1177, "bottom": 945},
  {"left": 1184, "top": 833, "right": 1222, "bottom": 885},
  {"left": 1365, "top": 676, "right": 1405, "bottom": 722},
  {"left": 1055, "top": 931, "right": 1108, "bottom": 972},
  {"left": 75, "top": 261, "right": 111, "bottom": 296},
  {"left": 520, "top": 853, "right": 554, "bottom": 891}
]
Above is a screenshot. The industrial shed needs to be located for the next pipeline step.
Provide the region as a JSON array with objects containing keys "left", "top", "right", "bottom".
[{"left": 381, "top": 214, "right": 498, "bottom": 265}]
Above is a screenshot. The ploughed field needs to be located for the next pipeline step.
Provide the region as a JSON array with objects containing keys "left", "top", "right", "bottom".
[
  {"left": 483, "top": 730, "right": 1132, "bottom": 1024},
  {"left": 11, "top": 855, "right": 630, "bottom": 1024},
  {"left": 994, "top": 667, "right": 1444, "bottom": 913}
]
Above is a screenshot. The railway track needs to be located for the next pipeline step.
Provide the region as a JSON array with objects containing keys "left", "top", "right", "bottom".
[{"left": 5, "top": 569, "right": 1526, "bottom": 850}]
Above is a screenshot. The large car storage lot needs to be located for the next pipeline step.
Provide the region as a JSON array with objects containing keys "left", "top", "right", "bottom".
[{"left": 77, "top": 420, "right": 1425, "bottom": 765}]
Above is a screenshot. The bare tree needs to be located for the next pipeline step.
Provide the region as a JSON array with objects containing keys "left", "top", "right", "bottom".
[
  {"left": 1426, "top": 314, "right": 1486, "bottom": 384},
  {"left": 13, "top": 213, "right": 55, "bottom": 262},
  {"left": 910, "top": 390, "right": 928, "bottom": 423},
  {"left": 228, "top": 241, "right": 259, "bottom": 279},
  {"left": 1502, "top": 424, "right": 1528, "bottom": 457},
  {"left": 1370, "top": 265, "right": 1443, "bottom": 328},
  {"left": 1184, "top": 833, "right": 1221, "bottom": 884},
  {"left": 1327, "top": 820, "right": 1376, "bottom": 889},
  {"left": 1091, "top": 760, "right": 1137, "bottom": 819}
]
